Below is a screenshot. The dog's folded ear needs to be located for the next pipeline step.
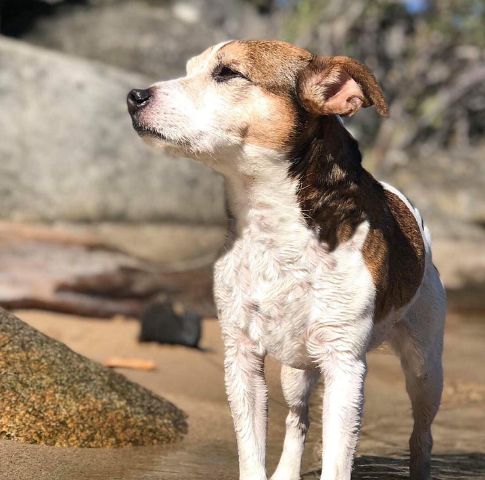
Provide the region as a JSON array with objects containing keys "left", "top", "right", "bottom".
[{"left": 297, "top": 56, "right": 388, "bottom": 118}]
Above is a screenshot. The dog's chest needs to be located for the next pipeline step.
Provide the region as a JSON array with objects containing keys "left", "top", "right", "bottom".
[
  {"left": 214, "top": 216, "right": 373, "bottom": 367},
  {"left": 214, "top": 228, "right": 313, "bottom": 365}
]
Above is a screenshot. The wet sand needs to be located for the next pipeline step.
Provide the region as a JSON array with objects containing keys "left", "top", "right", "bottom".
[{"left": 1, "top": 311, "right": 484, "bottom": 479}]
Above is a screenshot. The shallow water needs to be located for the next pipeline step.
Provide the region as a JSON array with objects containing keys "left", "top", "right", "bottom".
[
  {"left": 0, "top": 440, "right": 236, "bottom": 480},
  {"left": 2, "top": 439, "right": 485, "bottom": 480}
]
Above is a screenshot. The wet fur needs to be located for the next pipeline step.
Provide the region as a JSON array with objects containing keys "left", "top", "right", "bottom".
[{"left": 128, "top": 40, "right": 446, "bottom": 480}]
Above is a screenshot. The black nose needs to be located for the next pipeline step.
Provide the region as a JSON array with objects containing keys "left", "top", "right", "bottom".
[{"left": 127, "top": 88, "right": 152, "bottom": 115}]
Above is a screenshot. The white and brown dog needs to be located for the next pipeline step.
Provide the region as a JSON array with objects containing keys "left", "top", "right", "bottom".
[{"left": 127, "top": 40, "right": 446, "bottom": 480}]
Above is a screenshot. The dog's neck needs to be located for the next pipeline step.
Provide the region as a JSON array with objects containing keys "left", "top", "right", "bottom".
[
  {"left": 222, "top": 146, "right": 311, "bottom": 247},
  {"left": 221, "top": 115, "right": 381, "bottom": 249}
]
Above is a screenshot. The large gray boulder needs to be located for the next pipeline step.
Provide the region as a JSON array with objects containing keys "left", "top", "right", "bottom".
[
  {"left": 0, "top": 308, "right": 187, "bottom": 447},
  {"left": 0, "top": 36, "right": 225, "bottom": 224},
  {"left": 21, "top": 0, "right": 271, "bottom": 79}
]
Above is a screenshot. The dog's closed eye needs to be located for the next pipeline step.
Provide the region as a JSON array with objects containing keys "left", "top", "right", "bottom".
[{"left": 213, "top": 65, "right": 248, "bottom": 82}]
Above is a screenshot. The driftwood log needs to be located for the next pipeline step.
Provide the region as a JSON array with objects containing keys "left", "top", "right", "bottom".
[{"left": 0, "top": 222, "right": 215, "bottom": 318}]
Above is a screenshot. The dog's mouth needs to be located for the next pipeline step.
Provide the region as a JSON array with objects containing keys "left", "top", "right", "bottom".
[
  {"left": 132, "top": 121, "right": 165, "bottom": 141},
  {"left": 132, "top": 121, "right": 191, "bottom": 153}
]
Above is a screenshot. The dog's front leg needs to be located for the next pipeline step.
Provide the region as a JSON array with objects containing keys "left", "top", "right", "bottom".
[
  {"left": 224, "top": 334, "right": 268, "bottom": 480},
  {"left": 318, "top": 351, "right": 368, "bottom": 480}
]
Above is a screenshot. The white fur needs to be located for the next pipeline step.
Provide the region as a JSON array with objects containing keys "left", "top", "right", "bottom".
[
  {"left": 213, "top": 153, "right": 445, "bottom": 480},
  {"left": 130, "top": 44, "right": 446, "bottom": 480},
  {"left": 213, "top": 145, "right": 379, "bottom": 480}
]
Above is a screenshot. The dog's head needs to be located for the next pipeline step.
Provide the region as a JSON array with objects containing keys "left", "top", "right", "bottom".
[{"left": 127, "top": 40, "right": 387, "bottom": 168}]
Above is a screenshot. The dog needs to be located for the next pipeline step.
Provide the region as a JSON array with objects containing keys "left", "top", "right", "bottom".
[{"left": 127, "top": 40, "right": 446, "bottom": 480}]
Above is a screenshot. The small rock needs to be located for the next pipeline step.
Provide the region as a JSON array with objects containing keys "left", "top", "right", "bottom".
[{"left": 140, "top": 300, "right": 202, "bottom": 348}]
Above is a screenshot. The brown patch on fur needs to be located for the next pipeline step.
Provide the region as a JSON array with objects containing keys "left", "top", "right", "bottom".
[
  {"left": 213, "top": 41, "right": 312, "bottom": 150},
  {"left": 290, "top": 116, "right": 425, "bottom": 322},
  {"left": 241, "top": 94, "right": 299, "bottom": 150},
  {"left": 363, "top": 190, "right": 426, "bottom": 321},
  {"left": 218, "top": 41, "right": 312, "bottom": 94}
]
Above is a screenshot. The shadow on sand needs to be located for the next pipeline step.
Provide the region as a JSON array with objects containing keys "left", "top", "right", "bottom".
[{"left": 302, "top": 453, "right": 485, "bottom": 479}]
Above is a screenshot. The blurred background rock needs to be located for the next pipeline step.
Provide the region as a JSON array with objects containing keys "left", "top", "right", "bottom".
[{"left": 0, "top": 0, "right": 484, "bottom": 313}]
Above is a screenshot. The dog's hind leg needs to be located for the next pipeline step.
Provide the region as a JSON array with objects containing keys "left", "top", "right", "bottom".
[
  {"left": 271, "top": 366, "right": 320, "bottom": 480},
  {"left": 388, "top": 265, "right": 446, "bottom": 480}
]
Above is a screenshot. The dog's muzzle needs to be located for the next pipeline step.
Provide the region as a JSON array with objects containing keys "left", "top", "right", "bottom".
[{"left": 127, "top": 88, "right": 152, "bottom": 116}]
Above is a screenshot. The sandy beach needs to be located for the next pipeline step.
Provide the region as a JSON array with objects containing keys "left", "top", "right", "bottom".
[{"left": 1, "top": 310, "right": 484, "bottom": 479}]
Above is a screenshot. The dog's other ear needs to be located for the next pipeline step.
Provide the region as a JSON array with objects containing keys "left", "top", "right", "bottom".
[{"left": 297, "top": 56, "right": 388, "bottom": 117}]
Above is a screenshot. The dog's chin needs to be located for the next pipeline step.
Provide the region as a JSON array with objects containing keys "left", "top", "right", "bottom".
[
  {"left": 142, "top": 135, "right": 187, "bottom": 157},
  {"left": 132, "top": 122, "right": 217, "bottom": 163}
]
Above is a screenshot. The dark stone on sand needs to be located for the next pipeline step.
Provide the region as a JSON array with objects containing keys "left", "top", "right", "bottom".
[
  {"left": 0, "top": 309, "right": 187, "bottom": 447},
  {"left": 140, "top": 300, "right": 202, "bottom": 348}
]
